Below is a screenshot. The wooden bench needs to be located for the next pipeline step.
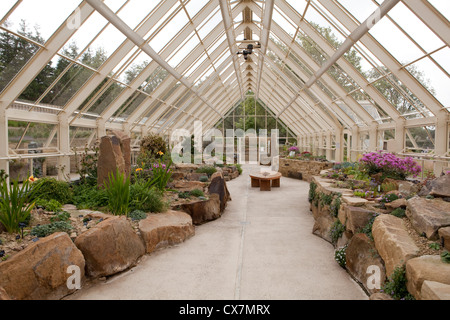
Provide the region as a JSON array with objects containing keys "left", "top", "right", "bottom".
[{"left": 249, "top": 172, "right": 282, "bottom": 191}]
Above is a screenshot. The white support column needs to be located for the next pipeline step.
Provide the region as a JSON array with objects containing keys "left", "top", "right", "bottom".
[
  {"left": 0, "top": 109, "right": 9, "bottom": 177},
  {"left": 335, "top": 127, "right": 345, "bottom": 162},
  {"left": 393, "top": 118, "right": 406, "bottom": 153},
  {"left": 351, "top": 125, "right": 360, "bottom": 162},
  {"left": 434, "top": 111, "right": 449, "bottom": 175},
  {"left": 326, "top": 131, "right": 333, "bottom": 161},
  {"left": 369, "top": 122, "right": 379, "bottom": 152},
  {"left": 318, "top": 132, "right": 324, "bottom": 157},
  {"left": 57, "top": 114, "right": 71, "bottom": 181},
  {"left": 97, "top": 120, "right": 107, "bottom": 139}
]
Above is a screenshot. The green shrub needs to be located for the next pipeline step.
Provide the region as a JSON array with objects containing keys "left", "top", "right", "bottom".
[
  {"left": 138, "top": 133, "right": 167, "bottom": 164},
  {"left": 380, "top": 193, "right": 400, "bottom": 203},
  {"left": 199, "top": 176, "right": 208, "bottom": 183},
  {"left": 335, "top": 245, "right": 347, "bottom": 268},
  {"left": 32, "top": 178, "right": 72, "bottom": 204},
  {"left": 36, "top": 198, "right": 62, "bottom": 212},
  {"left": 31, "top": 221, "right": 72, "bottom": 238},
  {"left": 128, "top": 210, "right": 147, "bottom": 221},
  {"left": 381, "top": 266, "right": 415, "bottom": 300},
  {"left": 129, "top": 183, "right": 167, "bottom": 213},
  {"left": 330, "top": 220, "right": 346, "bottom": 245},
  {"left": 0, "top": 173, "right": 41, "bottom": 233},
  {"left": 105, "top": 170, "right": 130, "bottom": 216},
  {"left": 442, "top": 251, "right": 450, "bottom": 263},
  {"left": 390, "top": 208, "right": 406, "bottom": 218},
  {"left": 429, "top": 242, "right": 440, "bottom": 251},
  {"left": 190, "top": 189, "right": 204, "bottom": 197},
  {"left": 359, "top": 213, "right": 379, "bottom": 240},
  {"left": 330, "top": 194, "right": 342, "bottom": 218},
  {"left": 308, "top": 182, "right": 317, "bottom": 204},
  {"left": 178, "top": 191, "right": 191, "bottom": 199},
  {"left": 151, "top": 158, "right": 173, "bottom": 191},
  {"left": 50, "top": 211, "right": 71, "bottom": 223},
  {"left": 234, "top": 164, "right": 243, "bottom": 175},
  {"left": 320, "top": 193, "right": 333, "bottom": 206},
  {"left": 196, "top": 166, "right": 217, "bottom": 177},
  {"left": 72, "top": 184, "right": 108, "bottom": 210}
]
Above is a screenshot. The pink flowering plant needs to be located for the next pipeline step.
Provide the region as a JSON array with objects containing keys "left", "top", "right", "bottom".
[
  {"left": 359, "top": 151, "right": 421, "bottom": 180},
  {"left": 288, "top": 146, "right": 300, "bottom": 154}
]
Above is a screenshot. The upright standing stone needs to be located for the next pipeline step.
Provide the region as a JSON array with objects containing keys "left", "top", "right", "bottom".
[{"left": 97, "top": 132, "right": 131, "bottom": 188}]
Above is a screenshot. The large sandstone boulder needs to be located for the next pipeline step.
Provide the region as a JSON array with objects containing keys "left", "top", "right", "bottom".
[
  {"left": 139, "top": 211, "right": 195, "bottom": 253},
  {"left": 208, "top": 172, "right": 231, "bottom": 212},
  {"left": 429, "top": 174, "right": 450, "bottom": 198},
  {"left": 344, "top": 206, "right": 375, "bottom": 234},
  {"left": 345, "top": 233, "right": 386, "bottom": 295},
  {"left": 74, "top": 217, "right": 145, "bottom": 278},
  {"left": 97, "top": 132, "right": 131, "bottom": 188},
  {"left": 406, "top": 197, "right": 450, "bottom": 240},
  {"left": 311, "top": 204, "right": 335, "bottom": 243},
  {"left": 439, "top": 227, "right": 450, "bottom": 251},
  {"left": 398, "top": 181, "right": 419, "bottom": 195},
  {"left": 178, "top": 194, "right": 221, "bottom": 225},
  {"left": 421, "top": 281, "right": 450, "bottom": 300},
  {"left": 406, "top": 255, "right": 450, "bottom": 300},
  {"left": 372, "top": 215, "right": 420, "bottom": 276},
  {"left": 0, "top": 232, "right": 85, "bottom": 300}
]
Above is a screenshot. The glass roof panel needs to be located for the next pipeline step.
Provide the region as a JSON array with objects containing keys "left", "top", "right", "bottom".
[{"left": 2, "top": 0, "right": 81, "bottom": 43}]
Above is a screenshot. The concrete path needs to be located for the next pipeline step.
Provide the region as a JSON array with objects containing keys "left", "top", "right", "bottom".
[{"left": 68, "top": 165, "right": 368, "bottom": 300}]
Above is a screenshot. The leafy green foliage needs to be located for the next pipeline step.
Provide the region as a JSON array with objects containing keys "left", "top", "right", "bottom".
[
  {"left": 128, "top": 210, "right": 147, "bottom": 221},
  {"left": 330, "top": 220, "right": 346, "bottom": 245},
  {"left": 308, "top": 182, "right": 317, "bottom": 204},
  {"left": 199, "top": 176, "right": 209, "bottom": 183},
  {"left": 129, "top": 183, "right": 167, "bottom": 213},
  {"left": 190, "top": 189, "right": 205, "bottom": 197},
  {"left": 196, "top": 166, "right": 217, "bottom": 177},
  {"left": 30, "top": 221, "right": 72, "bottom": 238},
  {"left": 105, "top": 170, "right": 130, "bottom": 216},
  {"left": 428, "top": 242, "right": 440, "bottom": 251},
  {"left": 36, "top": 198, "right": 62, "bottom": 213},
  {"left": 359, "top": 213, "right": 379, "bottom": 240},
  {"left": 31, "top": 177, "right": 72, "bottom": 204},
  {"left": 442, "top": 251, "right": 450, "bottom": 264},
  {"left": 390, "top": 208, "right": 406, "bottom": 218},
  {"left": 380, "top": 193, "right": 400, "bottom": 204},
  {"left": 0, "top": 173, "right": 41, "bottom": 233},
  {"left": 75, "top": 143, "right": 99, "bottom": 186},
  {"left": 381, "top": 266, "right": 415, "bottom": 300},
  {"left": 330, "top": 194, "right": 342, "bottom": 218},
  {"left": 335, "top": 245, "right": 347, "bottom": 268},
  {"left": 138, "top": 133, "right": 167, "bottom": 167},
  {"left": 50, "top": 211, "right": 70, "bottom": 223},
  {"left": 151, "top": 158, "right": 173, "bottom": 191},
  {"left": 319, "top": 193, "right": 333, "bottom": 206},
  {"left": 72, "top": 184, "right": 108, "bottom": 210},
  {"left": 234, "top": 164, "right": 243, "bottom": 175}
]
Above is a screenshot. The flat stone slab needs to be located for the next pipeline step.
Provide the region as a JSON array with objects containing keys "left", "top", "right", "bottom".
[
  {"left": 372, "top": 215, "right": 420, "bottom": 276},
  {"left": 341, "top": 196, "right": 368, "bottom": 207},
  {"left": 421, "top": 281, "right": 450, "bottom": 300},
  {"left": 406, "top": 197, "right": 450, "bottom": 240},
  {"left": 406, "top": 255, "right": 450, "bottom": 300},
  {"left": 138, "top": 211, "right": 195, "bottom": 254}
]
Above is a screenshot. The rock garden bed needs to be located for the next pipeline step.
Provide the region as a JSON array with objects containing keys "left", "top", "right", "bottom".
[{"left": 308, "top": 151, "right": 450, "bottom": 300}]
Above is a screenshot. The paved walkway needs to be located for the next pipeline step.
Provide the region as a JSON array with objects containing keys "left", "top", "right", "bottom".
[{"left": 68, "top": 165, "right": 367, "bottom": 300}]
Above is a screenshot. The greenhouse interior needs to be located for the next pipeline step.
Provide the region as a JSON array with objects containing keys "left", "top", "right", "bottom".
[{"left": 0, "top": 0, "right": 449, "bottom": 302}]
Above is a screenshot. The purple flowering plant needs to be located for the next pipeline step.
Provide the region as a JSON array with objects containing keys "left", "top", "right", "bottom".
[
  {"left": 288, "top": 146, "right": 300, "bottom": 154},
  {"left": 359, "top": 151, "right": 421, "bottom": 180}
]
